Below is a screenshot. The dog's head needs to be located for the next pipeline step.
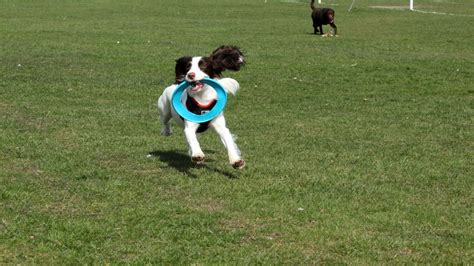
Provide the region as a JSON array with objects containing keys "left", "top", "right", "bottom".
[
  {"left": 326, "top": 9, "right": 335, "bottom": 23},
  {"left": 174, "top": 45, "right": 245, "bottom": 93}
]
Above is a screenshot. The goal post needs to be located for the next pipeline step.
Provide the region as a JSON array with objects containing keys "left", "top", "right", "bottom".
[{"left": 266, "top": 0, "right": 473, "bottom": 16}]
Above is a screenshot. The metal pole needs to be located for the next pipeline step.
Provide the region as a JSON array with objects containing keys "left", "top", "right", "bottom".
[{"left": 348, "top": 0, "right": 356, "bottom": 12}]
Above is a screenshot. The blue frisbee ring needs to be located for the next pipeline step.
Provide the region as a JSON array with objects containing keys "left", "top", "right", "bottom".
[{"left": 171, "top": 77, "right": 228, "bottom": 123}]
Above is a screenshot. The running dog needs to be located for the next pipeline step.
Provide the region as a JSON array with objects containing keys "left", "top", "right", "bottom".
[{"left": 157, "top": 45, "right": 245, "bottom": 169}]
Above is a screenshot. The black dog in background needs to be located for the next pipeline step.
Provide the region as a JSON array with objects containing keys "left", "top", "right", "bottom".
[{"left": 310, "top": 0, "right": 337, "bottom": 35}]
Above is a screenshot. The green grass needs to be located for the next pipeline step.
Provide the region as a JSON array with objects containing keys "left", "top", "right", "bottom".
[{"left": 1, "top": 0, "right": 473, "bottom": 263}]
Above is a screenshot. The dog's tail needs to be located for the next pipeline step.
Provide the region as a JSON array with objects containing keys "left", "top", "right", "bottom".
[
  {"left": 310, "top": 0, "right": 315, "bottom": 10},
  {"left": 219, "top": 78, "right": 240, "bottom": 96}
]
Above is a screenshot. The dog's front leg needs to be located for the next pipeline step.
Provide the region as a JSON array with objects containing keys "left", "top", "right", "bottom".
[
  {"left": 212, "top": 116, "right": 245, "bottom": 169},
  {"left": 329, "top": 23, "right": 337, "bottom": 35},
  {"left": 184, "top": 121, "right": 205, "bottom": 164}
]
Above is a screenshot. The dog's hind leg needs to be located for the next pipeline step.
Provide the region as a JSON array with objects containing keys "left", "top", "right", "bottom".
[
  {"left": 312, "top": 21, "right": 320, "bottom": 34},
  {"left": 212, "top": 116, "right": 245, "bottom": 169},
  {"left": 157, "top": 94, "right": 173, "bottom": 136}
]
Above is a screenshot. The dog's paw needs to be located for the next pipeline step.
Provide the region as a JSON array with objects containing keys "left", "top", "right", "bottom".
[
  {"left": 231, "top": 159, "right": 245, "bottom": 170},
  {"left": 192, "top": 155, "right": 205, "bottom": 165},
  {"left": 161, "top": 127, "right": 172, "bottom": 136}
]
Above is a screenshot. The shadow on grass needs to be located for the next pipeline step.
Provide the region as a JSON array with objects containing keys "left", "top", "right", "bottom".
[{"left": 148, "top": 150, "right": 238, "bottom": 179}]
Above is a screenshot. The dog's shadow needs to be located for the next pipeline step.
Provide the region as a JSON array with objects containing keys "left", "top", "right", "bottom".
[{"left": 148, "top": 150, "right": 238, "bottom": 179}]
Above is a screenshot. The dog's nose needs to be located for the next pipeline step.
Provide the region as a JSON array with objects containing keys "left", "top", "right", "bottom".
[{"left": 187, "top": 72, "right": 195, "bottom": 80}]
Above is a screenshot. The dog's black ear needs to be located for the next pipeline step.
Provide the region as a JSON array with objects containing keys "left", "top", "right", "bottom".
[
  {"left": 175, "top": 56, "right": 192, "bottom": 84},
  {"left": 210, "top": 45, "right": 245, "bottom": 76}
]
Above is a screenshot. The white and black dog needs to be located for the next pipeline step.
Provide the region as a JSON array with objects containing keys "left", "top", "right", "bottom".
[{"left": 157, "top": 45, "right": 245, "bottom": 169}]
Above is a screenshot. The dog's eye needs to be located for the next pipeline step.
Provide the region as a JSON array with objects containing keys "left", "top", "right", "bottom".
[{"left": 198, "top": 60, "right": 208, "bottom": 69}]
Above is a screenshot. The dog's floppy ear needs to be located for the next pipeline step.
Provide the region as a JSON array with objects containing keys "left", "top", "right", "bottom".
[
  {"left": 210, "top": 45, "right": 245, "bottom": 76},
  {"left": 174, "top": 56, "right": 192, "bottom": 84},
  {"left": 326, "top": 9, "right": 335, "bottom": 22}
]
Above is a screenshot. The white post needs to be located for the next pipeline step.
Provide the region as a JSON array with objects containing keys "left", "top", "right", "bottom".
[
  {"left": 348, "top": 0, "right": 356, "bottom": 12},
  {"left": 410, "top": 0, "right": 414, "bottom": 10}
]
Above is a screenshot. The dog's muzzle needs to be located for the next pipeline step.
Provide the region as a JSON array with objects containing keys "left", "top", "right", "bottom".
[{"left": 189, "top": 81, "right": 204, "bottom": 93}]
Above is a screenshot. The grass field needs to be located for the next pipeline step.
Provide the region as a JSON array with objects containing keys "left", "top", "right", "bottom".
[{"left": 1, "top": 0, "right": 473, "bottom": 263}]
